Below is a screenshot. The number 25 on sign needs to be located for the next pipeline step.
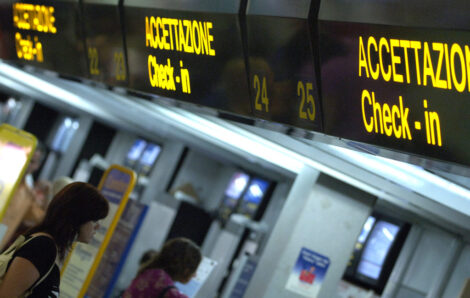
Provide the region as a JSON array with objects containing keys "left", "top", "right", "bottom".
[
  {"left": 253, "top": 74, "right": 269, "bottom": 113},
  {"left": 297, "top": 81, "right": 315, "bottom": 121}
]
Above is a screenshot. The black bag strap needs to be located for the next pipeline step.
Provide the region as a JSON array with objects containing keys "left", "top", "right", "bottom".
[{"left": 158, "top": 285, "right": 176, "bottom": 298}]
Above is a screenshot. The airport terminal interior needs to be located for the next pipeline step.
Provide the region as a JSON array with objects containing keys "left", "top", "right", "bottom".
[{"left": 0, "top": 0, "right": 469, "bottom": 297}]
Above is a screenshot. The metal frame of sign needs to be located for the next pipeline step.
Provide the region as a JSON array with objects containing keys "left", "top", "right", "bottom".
[{"left": 60, "top": 164, "right": 136, "bottom": 297}]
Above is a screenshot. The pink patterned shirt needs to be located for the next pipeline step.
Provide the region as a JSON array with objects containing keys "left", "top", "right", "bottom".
[{"left": 123, "top": 269, "right": 188, "bottom": 298}]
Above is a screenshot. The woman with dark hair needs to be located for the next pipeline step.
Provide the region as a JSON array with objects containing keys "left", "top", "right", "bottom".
[
  {"left": 124, "top": 238, "right": 202, "bottom": 298},
  {"left": 0, "top": 182, "right": 109, "bottom": 297}
]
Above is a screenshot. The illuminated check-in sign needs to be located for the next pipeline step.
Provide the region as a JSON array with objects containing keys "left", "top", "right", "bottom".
[
  {"left": 246, "top": 0, "right": 323, "bottom": 132},
  {"left": 11, "top": 0, "right": 87, "bottom": 78},
  {"left": 13, "top": 3, "right": 56, "bottom": 62},
  {"left": 319, "top": 0, "right": 470, "bottom": 166},
  {"left": 145, "top": 16, "right": 215, "bottom": 93},
  {"left": 124, "top": 0, "right": 252, "bottom": 116},
  {"left": 82, "top": 0, "right": 128, "bottom": 85}
]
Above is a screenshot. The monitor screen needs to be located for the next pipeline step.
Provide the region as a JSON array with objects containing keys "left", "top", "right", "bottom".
[
  {"left": 139, "top": 143, "right": 161, "bottom": 166},
  {"left": 224, "top": 172, "right": 249, "bottom": 199},
  {"left": 358, "top": 216, "right": 376, "bottom": 244},
  {"left": 219, "top": 172, "right": 249, "bottom": 221},
  {"left": 357, "top": 220, "right": 400, "bottom": 280},
  {"left": 126, "top": 139, "right": 147, "bottom": 165},
  {"left": 238, "top": 178, "right": 270, "bottom": 218},
  {"left": 137, "top": 143, "right": 161, "bottom": 175},
  {"left": 51, "top": 117, "right": 79, "bottom": 153},
  {"left": 242, "top": 178, "right": 270, "bottom": 205}
]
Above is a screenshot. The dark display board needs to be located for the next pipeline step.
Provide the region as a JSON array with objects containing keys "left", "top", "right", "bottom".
[
  {"left": 0, "top": 0, "right": 15, "bottom": 60},
  {"left": 12, "top": 0, "right": 88, "bottom": 78},
  {"left": 123, "top": 0, "right": 252, "bottom": 116},
  {"left": 82, "top": 0, "right": 128, "bottom": 86},
  {"left": 5, "top": 0, "right": 470, "bottom": 169},
  {"left": 246, "top": 0, "right": 322, "bottom": 131},
  {"left": 319, "top": 0, "right": 470, "bottom": 166}
]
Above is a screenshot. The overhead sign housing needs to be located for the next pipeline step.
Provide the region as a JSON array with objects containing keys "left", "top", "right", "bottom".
[
  {"left": 124, "top": 0, "right": 252, "bottom": 116},
  {"left": 319, "top": 0, "right": 470, "bottom": 166},
  {"left": 82, "top": 0, "right": 128, "bottom": 86},
  {"left": 12, "top": 0, "right": 88, "bottom": 78},
  {"left": 246, "top": 0, "right": 323, "bottom": 132}
]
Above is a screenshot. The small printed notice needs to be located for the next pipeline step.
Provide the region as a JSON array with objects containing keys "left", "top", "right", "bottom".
[
  {"left": 285, "top": 247, "right": 330, "bottom": 297},
  {"left": 175, "top": 257, "right": 217, "bottom": 298}
]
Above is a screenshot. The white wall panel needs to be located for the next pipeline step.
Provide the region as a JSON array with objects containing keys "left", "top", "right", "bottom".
[{"left": 443, "top": 244, "right": 470, "bottom": 298}]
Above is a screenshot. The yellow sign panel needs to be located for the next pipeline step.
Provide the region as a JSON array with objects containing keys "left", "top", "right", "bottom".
[
  {"left": 0, "top": 124, "right": 36, "bottom": 222},
  {"left": 60, "top": 164, "right": 136, "bottom": 298}
]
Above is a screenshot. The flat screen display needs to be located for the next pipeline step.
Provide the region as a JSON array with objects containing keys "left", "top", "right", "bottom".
[
  {"left": 219, "top": 172, "right": 249, "bottom": 221},
  {"left": 135, "top": 142, "right": 161, "bottom": 176},
  {"left": 358, "top": 216, "right": 376, "bottom": 244},
  {"left": 224, "top": 172, "right": 249, "bottom": 199},
  {"left": 139, "top": 143, "right": 161, "bottom": 167},
  {"left": 357, "top": 220, "right": 400, "bottom": 280},
  {"left": 237, "top": 178, "right": 270, "bottom": 218},
  {"left": 125, "top": 139, "right": 147, "bottom": 167}
]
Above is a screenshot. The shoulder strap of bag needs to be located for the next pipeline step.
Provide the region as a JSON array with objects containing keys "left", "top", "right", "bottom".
[
  {"left": 0, "top": 235, "right": 34, "bottom": 275},
  {"left": 158, "top": 285, "right": 176, "bottom": 298},
  {"left": 4, "top": 235, "right": 34, "bottom": 254},
  {"left": 21, "top": 236, "right": 57, "bottom": 297}
]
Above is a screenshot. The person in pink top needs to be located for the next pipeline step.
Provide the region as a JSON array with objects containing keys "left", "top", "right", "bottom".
[{"left": 123, "top": 238, "right": 202, "bottom": 298}]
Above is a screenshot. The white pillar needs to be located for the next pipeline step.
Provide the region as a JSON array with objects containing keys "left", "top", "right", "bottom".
[{"left": 246, "top": 167, "right": 376, "bottom": 297}]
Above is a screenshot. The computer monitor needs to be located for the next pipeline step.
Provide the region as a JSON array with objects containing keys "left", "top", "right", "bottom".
[
  {"left": 343, "top": 214, "right": 410, "bottom": 294},
  {"left": 237, "top": 178, "right": 270, "bottom": 219},
  {"left": 219, "top": 172, "right": 249, "bottom": 221},
  {"left": 136, "top": 143, "right": 161, "bottom": 176},
  {"left": 356, "top": 220, "right": 400, "bottom": 280},
  {"left": 124, "top": 139, "right": 147, "bottom": 168}
]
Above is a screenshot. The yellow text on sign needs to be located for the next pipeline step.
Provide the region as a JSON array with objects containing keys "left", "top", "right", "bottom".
[
  {"left": 114, "top": 51, "right": 126, "bottom": 81},
  {"left": 147, "top": 57, "right": 191, "bottom": 94},
  {"left": 297, "top": 81, "right": 315, "bottom": 121},
  {"left": 13, "top": 3, "right": 57, "bottom": 34},
  {"left": 253, "top": 75, "right": 269, "bottom": 113},
  {"left": 12, "top": 3, "right": 56, "bottom": 63},
  {"left": 358, "top": 36, "right": 470, "bottom": 93},
  {"left": 15, "top": 33, "right": 43, "bottom": 62},
  {"left": 361, "top": 89, "right": 442, "bottom": 146},
  {"left": 145, "top": 16, "right": 215, "bottom": 56},
  {"left": 88, "top": 47, "right": 100, "bottom": 75}
]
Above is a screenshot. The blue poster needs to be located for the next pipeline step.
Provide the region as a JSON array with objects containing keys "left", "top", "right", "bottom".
[{"left": 285, "top": 247, "right": 330, "bottom": 297}]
